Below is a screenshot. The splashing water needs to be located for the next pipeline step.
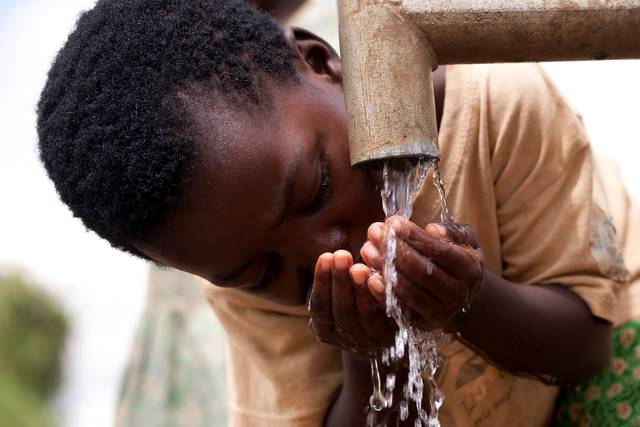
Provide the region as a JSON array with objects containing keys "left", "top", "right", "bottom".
[{"left": 368, "top": 157, "right": 450, "bottom": 427}]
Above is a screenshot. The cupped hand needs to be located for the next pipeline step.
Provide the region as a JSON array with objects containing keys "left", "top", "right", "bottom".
[
  {"left": 308, "top": 250, "right": 396, "bottom": 356},
  {"left": 360, "top": 216, "right": 484, "bottom": 331}
]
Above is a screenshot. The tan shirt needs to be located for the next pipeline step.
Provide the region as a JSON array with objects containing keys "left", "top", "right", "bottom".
[{"left": 203, "top": 64, "right": 635, "bottom": 427}]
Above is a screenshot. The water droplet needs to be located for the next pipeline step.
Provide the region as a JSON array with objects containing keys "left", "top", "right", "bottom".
[
  {"left": 386, "top": 373, "right": 396, "bottom": 391},
  {"left": 381, "top": 348, "right": 390, "bottom": 366},
  {"left": 369, "top": 357, "right": 387, "bottom": 412},
  {"left": 400, "top": 400, "right": 409, "bottom": 421},
  {"left": 385, "top": 390, "right": 393, "bottom": 407}
]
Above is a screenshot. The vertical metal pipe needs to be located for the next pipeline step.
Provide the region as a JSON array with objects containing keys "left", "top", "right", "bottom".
[{"left": 338, "top": 0, "right": 440, "bottom": 166}]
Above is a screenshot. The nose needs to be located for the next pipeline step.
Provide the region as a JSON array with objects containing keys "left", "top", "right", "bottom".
[
  {"left": 290, "top": 224, "right": 351, "bottom": 268},
  {"left": 272, "top": 223, "right": 351, "bottom": 284}
]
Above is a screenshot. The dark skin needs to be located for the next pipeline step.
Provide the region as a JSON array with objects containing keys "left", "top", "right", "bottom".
[
  {"left": 252, "top": 0, "right": 305, "bottom": 21},
  {"left": 133, "top": 28, "right": 612, "bottom": 426}
]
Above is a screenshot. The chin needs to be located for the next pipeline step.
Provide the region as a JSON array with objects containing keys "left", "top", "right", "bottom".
[{"left": 265, "top": 287, "right": 309, "bottom": 307}]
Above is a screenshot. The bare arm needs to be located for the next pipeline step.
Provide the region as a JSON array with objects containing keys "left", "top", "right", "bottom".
[{"left": 454, "top": 271, "right": 611, "bottom": 385}]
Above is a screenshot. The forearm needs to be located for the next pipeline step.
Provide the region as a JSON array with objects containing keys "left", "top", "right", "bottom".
[
  {"left": 325, "top": 352, "right": 412, "bottom": 427},
  {"left": 328, "top": 349, "right": 448, "bottom": 427},
  {"left": 324, "top": 352, "right": 371, "bottom": 426},
  {"left": 454, "top": 271, "right": 612, "bottom": 385}
]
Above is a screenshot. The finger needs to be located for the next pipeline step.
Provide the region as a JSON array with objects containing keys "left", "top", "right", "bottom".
[
  {"left": 350, "top": 264, "right": 390, "bottom": 346},
  {"left": 309, "top": 254, "right": 336, "bottom": 344},
  {"left": 367, "top": 273, "right": 385, "bottom": 306},
  {"left": 360, "top": 240, "right": 383, "bottom": 271},
  {"left": 309, "top": 317, "right": 335, "bottom": 344},
  {"left": 309, "top": 253, "right": 334, "bottom": 322},
  {"left": 349, "top": 263, "right": 370, "bottom": 287},
  {"left": 331, "top": 250, "right": 361, "bottom": 343},
  {"left": 426, "top": 222, "right": 479, "bottom": 249},
  {"left": 394, "top": 238, "right": 468, "bottom": 308},
  {"left": 389, "top": 217, "right": 480, "bottom": 279},
  {"left": 367, "top": 222, "right": 385, "bottom": 246},
  {"left": 394, "top": 271, "right": 453, "bottom": 329}
]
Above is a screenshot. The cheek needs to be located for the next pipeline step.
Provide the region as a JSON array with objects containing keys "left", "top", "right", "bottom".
[
  {"left": 333, "top": 166, "right": 384, "bottom": 225},
  {"left": 319, "top": 100, "right": 383, "bottom": 221}
]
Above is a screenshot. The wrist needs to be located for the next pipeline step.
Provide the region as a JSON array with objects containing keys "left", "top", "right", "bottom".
[{"left": 444, "top": 276, "right": 486, "bottom": 335}]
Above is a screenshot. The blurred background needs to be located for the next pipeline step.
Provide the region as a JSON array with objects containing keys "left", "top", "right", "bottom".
[{"left": 0, "top": 0, "right": 638, "bottom": 426}]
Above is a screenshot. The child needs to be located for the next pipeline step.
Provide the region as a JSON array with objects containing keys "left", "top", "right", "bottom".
[{"left": 37, "top": 0, "right": 632, "bottom": 425}]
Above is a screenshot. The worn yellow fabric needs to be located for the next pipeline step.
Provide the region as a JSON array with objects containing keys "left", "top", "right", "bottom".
[
  {"left": 202, "top": 63, "right": 630, "bottom": 426},
  {"left": 592, "top": 156, "right": 640, "bottom": 326}
]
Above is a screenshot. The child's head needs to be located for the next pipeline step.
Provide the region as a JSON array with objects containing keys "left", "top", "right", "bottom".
[{"left": 38, "top": 0, "right": 383, "bottom": 305}]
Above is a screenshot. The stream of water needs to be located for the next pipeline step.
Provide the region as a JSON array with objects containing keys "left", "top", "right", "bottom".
[{"left": 367, "top": 157, "right": 450, "bottom": 427}]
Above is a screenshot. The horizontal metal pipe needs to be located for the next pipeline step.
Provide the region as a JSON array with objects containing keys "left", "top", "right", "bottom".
[{"left": 404, "top": 0, "right": 640, "bottom": 64}]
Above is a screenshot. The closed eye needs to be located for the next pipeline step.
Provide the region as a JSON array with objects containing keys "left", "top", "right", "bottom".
[{"left": 301, "top": 158, "right": 331, "bottom": 216}]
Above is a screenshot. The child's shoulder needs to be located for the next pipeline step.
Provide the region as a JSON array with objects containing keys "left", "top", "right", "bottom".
[{"left": 448, "top": 63, "right": 562, "bottom": 113}]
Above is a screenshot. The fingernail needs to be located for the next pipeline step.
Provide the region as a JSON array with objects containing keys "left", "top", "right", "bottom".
[
  {"left": 319, "top": 254, "right": 332, "bottom": 270},
  {"left": 361, "top": 242, "right": 380, "bottom": 262},
  {"left": 334, "top": 253, "right": 350, "bottom": 270},
  {"left": 427, "top": 223, "right": 447, "bottom": 238},
  {"left": 369, "top": 223, "right": 383, "bottom": 241},
  {"left": 350, "top": 269, "right": 366, "bottom": 285},
  {"left": 369, "top": 277, "right": 385, "bottom": 294}
]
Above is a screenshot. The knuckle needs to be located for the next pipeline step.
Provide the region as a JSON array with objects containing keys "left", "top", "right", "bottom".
[
  {"left": 464, "top": 227, "right": 479, "bottom": 247},
  {"left": 453, "top": 223, "right": 479, "bottom": 248},
  {"left": 445, "top": 223, "right": 466, "bottom": 244},
  {"left": 418, "top": 261, "right": 434, "bottom": 284}
]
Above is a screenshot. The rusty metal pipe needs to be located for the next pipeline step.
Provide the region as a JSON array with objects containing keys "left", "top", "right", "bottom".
[{"left": 338, "top": 0, "right": 640, "bottom": 166}]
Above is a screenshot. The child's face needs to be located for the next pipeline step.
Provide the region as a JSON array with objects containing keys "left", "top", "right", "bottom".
[{"left": 134, "top": 51, "right": 385, "bottom": 306}]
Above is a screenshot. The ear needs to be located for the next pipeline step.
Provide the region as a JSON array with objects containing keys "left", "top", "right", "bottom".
[{"left": 281, "top": 26, "right": 342, "bottom": 85}]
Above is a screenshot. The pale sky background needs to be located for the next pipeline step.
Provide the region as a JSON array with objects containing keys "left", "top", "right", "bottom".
[
  {"left": 0, "top": 1, "right": 638, "bottom": 427},
  {"left": 1, "top": 1, "right": 147, "bottom": 427}
]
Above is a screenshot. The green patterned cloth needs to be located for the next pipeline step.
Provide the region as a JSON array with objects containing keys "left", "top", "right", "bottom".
[
  {"left": 115, "top": 267, "right": 228, "bottom": 427},
  {"left": 555, "top": 320, "right": 640, "bottom": 427}
]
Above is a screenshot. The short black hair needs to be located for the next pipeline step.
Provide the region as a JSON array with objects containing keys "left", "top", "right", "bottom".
[{"left": 37, "top": 0, "right": 297, "bottom": 257}]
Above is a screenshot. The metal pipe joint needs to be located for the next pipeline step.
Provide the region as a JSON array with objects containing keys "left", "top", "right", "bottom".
[{"left": 338, "top": 0, "right": 640, "bottom": 166}]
